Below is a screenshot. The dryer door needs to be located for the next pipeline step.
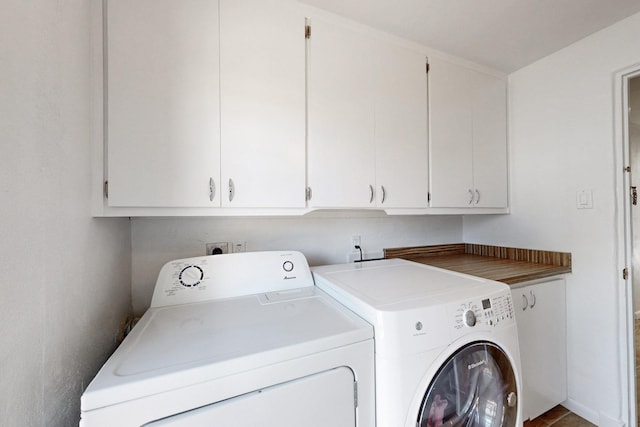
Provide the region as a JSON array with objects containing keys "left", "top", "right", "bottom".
[{"left": 417, "top": 341, "right": 518, "bottom": 427}]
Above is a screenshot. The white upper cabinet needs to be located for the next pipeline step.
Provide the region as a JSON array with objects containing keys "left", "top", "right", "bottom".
[
  {"left": 220, "top": 0, "right": 306, "bottom": 208},
  {"left": 374, "top": 39, "right": 429, "bottom": 209},
  {"left": 428, "top": 57, "right": 508, "bottom": 208},
  {"left": 307, "top": 18, "right": 428, "bottom": 209},
  {"left": 307, "top": 18, "right": 376, "bottom": 208},
  {"left": 104, "top": 0, "right": 305, "bottom": 210},
  {"left": 106, "top": 0, "right": 221, "bottom": 207}
]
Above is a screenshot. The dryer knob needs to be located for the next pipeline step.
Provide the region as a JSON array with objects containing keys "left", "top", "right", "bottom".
[{"left": 463, "top": 310, "right": 477, "bottom": 327}]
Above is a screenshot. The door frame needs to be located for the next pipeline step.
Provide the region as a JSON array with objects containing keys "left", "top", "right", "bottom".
[{"left": 614, "top": 63, "right": 640, "bottom": 427}]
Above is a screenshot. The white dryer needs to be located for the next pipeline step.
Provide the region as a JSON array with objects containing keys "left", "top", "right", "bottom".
[
  {"left": 80, "top": 251, "right": 374, "bottom": 427},
  {"left": 313, "top": 258, "right": 522, "bottom": 427}
]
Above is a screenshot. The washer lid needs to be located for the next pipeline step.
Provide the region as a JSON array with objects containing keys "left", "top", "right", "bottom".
[
  {"left": 313, "top": 259, "right": 508, "bottom": 319},
  {"left": 81, "top": 287, "right": 372, "bottom": 411}
]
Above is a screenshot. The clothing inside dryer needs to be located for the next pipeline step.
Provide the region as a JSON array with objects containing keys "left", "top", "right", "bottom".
[{"left": 417, "top": 342, "right": 517, "bottom": 427}]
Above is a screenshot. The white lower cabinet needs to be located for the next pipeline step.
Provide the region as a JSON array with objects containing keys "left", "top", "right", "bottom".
[{"left": 511, "top": 278, "right": 567, "bottom": 421}]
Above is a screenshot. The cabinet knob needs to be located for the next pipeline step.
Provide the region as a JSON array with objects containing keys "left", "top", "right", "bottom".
[
  {"left": 228, "top": 179, "right": 235, "bottom": 202},
  {"left": 475, "top": 189, "right": 480, "bottom": 205},
  {"left": 369, "top": 185, "right": 375, "bottom": 204},
  {"left": 380, "top": 185, "right": 386, "bottom": 204},
  {"left": 522, "top": 294, "right": 528, "bottom": 311},
  {"left": 468, "top": 189, "right": 474, "bottom": 205},
  {"left": 209, "top": 177, "right": 216, "bottom": 202},
  {"left": 529, "top": 290, "right": 536, "bottom": 309}
]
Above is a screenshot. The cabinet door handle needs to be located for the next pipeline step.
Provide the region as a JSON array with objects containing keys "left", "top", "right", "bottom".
[
  {"left": 521, "top": 294, "right": 528, "bottom": 311},
  {"left": 475, "top": 189, "right": 480, "bottom": 205},
  {"left": 209, "top": 177, "right": 216, "bottom": 202},
  {"left": 529, "top": 290, "right": 536, "bottom": 309},
  {"left": 369, "top": 185, "right": 375, "bottom": 204},
  {"left": 468, "top": 189, "right": 474, "bottom": 205},
  {"left": 228, "top": 179, "right": 235, "bottom": 202},
  {"left": 380, "top": 185, "right": 386, "bottom": 204}
]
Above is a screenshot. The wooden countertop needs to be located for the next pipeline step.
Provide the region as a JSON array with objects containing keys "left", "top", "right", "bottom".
[{"left": 384, "top": 244, "right": 571, "bottom": 285}]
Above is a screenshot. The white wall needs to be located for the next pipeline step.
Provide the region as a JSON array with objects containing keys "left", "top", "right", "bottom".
[
  {"left": 463, "top": 12, "right": 640, "bottom": 426},
  {"left": 0, "top": 1, "right": 132, "bottom": 426},
  {"left": 130, "top": 214, "right": 461, "bottom": 313}
]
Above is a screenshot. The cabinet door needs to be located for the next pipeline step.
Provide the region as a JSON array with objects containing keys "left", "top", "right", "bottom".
[
  {"left": 512, "top": 279, "right": 567, "bottom": 421},
  {"left": 374, "top": 41, "right": 428, "bottom": 208},
  {"left": 428, "top": 57, "right": 474, "bottom": 208},
  {"left": 106, "top": 0, "right": 220, "bottom": 207},
  {"left": 220, "top": 0, "right": 306, "bottom": 208},
  {"left": 307, "top": 19, "right": 376, "bottom": 208},
  {"left": 472, "top": 72, "right": 508, "bottom": 208}
]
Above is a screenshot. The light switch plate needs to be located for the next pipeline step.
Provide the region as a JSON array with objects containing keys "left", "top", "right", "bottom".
[{"left": 576, "top": 189, "right": 593, "bottom": 209}]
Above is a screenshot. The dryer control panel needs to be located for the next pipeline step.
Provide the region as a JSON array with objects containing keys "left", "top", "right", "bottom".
[
  {"left": 150, "top": 251, "right": 314, "bottom": 308},
  {"left": 453, "top": 290, "right": 515, "bottom": 331}
]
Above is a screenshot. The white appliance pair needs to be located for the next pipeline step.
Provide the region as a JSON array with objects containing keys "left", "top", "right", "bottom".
[{"left": 81, "top": 252, "right": 522, "bottom": 427}]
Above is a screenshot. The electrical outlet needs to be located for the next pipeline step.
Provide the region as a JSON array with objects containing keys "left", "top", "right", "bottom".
[
  {"left": 351, "top": 235, "right": 361, "bottom": 247},
  {"left": 206, "top": 242, "right": 229, "bottom": 255},
  {"left": 233, "top": 242, "right": 246, "bottom": 253}
]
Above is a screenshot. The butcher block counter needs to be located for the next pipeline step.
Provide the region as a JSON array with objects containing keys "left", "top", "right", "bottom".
[{"left": 384, "top": 244, "right": 571, "bottom": 285}]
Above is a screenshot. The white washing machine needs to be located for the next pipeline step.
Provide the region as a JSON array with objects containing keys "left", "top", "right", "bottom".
[
  {"left": 80, "top": 251, "right": 374, "bottom": 427},
  {"left": 313, "top": 258, "right": 523, "bottom": 427}
]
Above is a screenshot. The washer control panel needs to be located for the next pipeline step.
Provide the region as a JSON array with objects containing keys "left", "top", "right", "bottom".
[{"left": 454, "top": 291, "right": 514, "bottom": 330}]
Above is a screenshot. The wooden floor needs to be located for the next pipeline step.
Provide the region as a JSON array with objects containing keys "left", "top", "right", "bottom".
[{"left": 523, "top": 406, "right": 595, "bottom": 427}]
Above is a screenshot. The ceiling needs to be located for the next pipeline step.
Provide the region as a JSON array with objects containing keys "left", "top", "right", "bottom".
[{"left": 300, "top": 0, "right": 640, "bottom": 72}]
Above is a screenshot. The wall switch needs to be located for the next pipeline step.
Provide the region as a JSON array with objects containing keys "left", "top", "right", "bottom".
[
  {"left": 576, "top": 189, "right": 593, "bottom": 209},
  {"left": 206, "top": 242, "right": 229, "bottom": 255}
]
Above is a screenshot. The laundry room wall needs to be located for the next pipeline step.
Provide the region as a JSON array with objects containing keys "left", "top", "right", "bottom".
[
  {"left": 0, "top": 1, "right": 132, "bottom": 426},
  {"left": 463, "top": 11, "right": 640, "bottom": 427},
  {"left": 130, "top": 214, "right": 462, "bottom": 313}
]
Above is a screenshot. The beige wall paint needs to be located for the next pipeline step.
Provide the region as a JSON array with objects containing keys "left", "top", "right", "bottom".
[{"left": 0, "top": 1, "right": 132, "bottom": 425}]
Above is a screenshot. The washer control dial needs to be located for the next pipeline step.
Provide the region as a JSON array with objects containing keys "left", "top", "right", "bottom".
[
  {"left": 179, "top": 265, "right": 204, "bottom": 287},
  {"left": 464, "top": 310, "right": 477, "bottom": 327}
]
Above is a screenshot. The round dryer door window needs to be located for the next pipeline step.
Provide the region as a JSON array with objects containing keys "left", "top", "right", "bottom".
[{"left": 417, "top": 341, "right": 518, "bottom": 427}]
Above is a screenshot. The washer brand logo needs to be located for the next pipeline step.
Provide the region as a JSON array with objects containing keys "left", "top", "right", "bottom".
[
  {"left": 283, "top": 276, "right": 297, "bottom": 280},
  {"left": 468, "top": 359, "right": 487, "bottom": 370}
]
